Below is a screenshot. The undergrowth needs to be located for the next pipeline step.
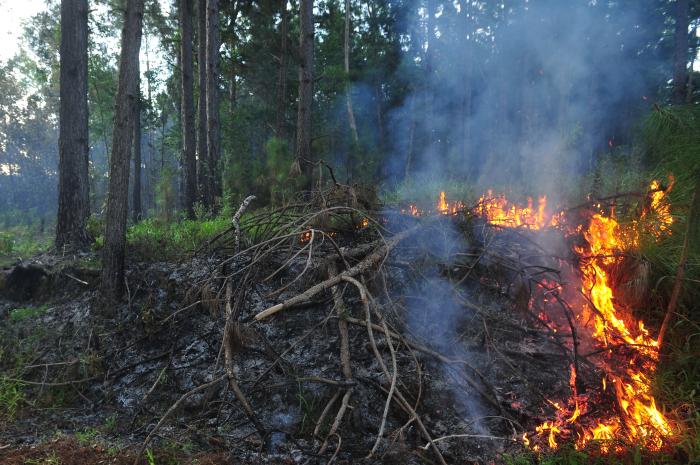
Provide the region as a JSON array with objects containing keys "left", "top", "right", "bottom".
[{"left": 0, "top": 225, "right": 51, "bottom": 265}]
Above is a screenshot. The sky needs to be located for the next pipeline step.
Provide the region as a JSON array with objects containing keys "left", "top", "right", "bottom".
[
  {"left": 0, "top": 0, "right": 172, "bottom": 96},
  {"left": 0, "top": 0, "right": 47, "bottom": 63}
]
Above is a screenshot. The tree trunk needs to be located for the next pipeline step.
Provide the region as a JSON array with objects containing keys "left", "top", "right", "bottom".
[
  {"left": 404, "top": 93, "right": 415, "bottom": 181},
  {"left": 56, "top": 0, "right": 90, "bottom": 250},
  {"left": 296, "top": 0, "right": 314, "bottom": 183},
  {"left": 344, "top": 0, "right": 358, "bottom": 143},
  {"left": 672, "top": 0, "right": 689, "bottom": 105},
  {"left": 206, "top": 0, "right": 221, "bottom": 202},
  {"left": 274, "top": 0, "right": 288, "bottom": 139},
  {"left": 197, "top": 0, "right": 210, "bottom": 208},
  {"left": 180, "top": 0, "right": 197, "bottom": 218},
  {"left": 101, "top": 0, "right": 144, "bottom": 301},
  {"left": 132, "top": 87, "right": 142, "bottom": 223},
  {"left": 687, "top": 24, "right": 697, "bottom": 103}
]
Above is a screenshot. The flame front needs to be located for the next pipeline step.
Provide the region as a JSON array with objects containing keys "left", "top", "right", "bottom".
[
  {"left": 566, "top": 207, "right": 672, "bottom": 451},
  {"left": 477, "top": 191, "right": 555, "bottom": 229},
  {"left": 469, "top": 181, "right": 675, "bottom": 452}
]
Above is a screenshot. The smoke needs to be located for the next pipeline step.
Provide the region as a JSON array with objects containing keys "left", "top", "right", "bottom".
[
  {"left": 379, "top": 0, "right": 667, "bottom": 436},
  {"left": 384, "top": 0, "right": 666, "bottom": 200},
  {"left": 404, "top": 222, "right": 492, "bottom": 434}
]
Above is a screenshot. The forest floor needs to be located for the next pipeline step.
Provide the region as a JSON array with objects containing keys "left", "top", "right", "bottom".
[{"left": 0, "top": 202, "right": 695, "bottom": 465}]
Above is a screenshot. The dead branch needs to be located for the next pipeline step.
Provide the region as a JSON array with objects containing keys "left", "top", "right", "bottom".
[
  {"left": 255, "top": 224, "right": 422, "bottom": 320},
  {"left": 223, "top": 278, "right": 266, "bottom": 437},
  {"left": 132, "top": 375, "right": 227, "bottom": 465},
  {"left": 317, "top": 262, "right": 354, "bottom": 457},
  {"left": 233, "top": 195, "right": 256, "bottom": 254}
]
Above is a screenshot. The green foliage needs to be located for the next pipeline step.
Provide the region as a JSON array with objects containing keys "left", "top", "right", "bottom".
[
  {"left": 75, "top": 427, "right": 99, "bottom": 445},
  {"left": 145, "top": 448, "right": 156, "bottom": 465},
  {"left": 0, "top": 224, "right": 51, "bottom": 265},
  {"left": 103, "top": 414, "right": 118, "bottom": 432},
  {"left": 382, "top": 174, "right": 475, "bottom": 207},
  {"left": 639, "top": 105, "right": 700, "bottom": 313},
  {"left": 9, "top": 305, "right": 49, "bottom": 322},
  {"left": 0, "top": 376, "right": 24, "bottom": 421},
  {"left": 126, "top": 215, "right": 231, "bottom": 261}
]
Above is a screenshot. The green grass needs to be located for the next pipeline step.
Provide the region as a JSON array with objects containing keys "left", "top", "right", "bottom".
[
  {"left": 381, "top": 174, "right": 476, "bottom": 207},
  {"left": 0, "top": 376, "right": 24, "bottom": 421},
  {"left": 9, "top": 304, "right": 49, "bottom": 322},
  {"left": 90, "top": 215, "right": 232, "bottom": 262},
  {"left": 0, "top": 225, "right": 51, "bottom": 265},
  {"left": 75, "top": 427, "right": 99, "bottom": 445}
]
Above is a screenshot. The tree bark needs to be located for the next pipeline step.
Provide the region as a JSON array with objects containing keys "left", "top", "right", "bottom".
[
  {"left": 101, "top": 0, "right": 144, "bottom": 301},
  {"left": 296, "top": 0, "right": 315, "bottom": 183},
  {"left": 181, "top": 0, "right": 197, "bottom": 218},
  {"left": 274, "top": 0, "right": 288, "bottom": 139},
  {"left": 344, "top": 0, "right": 358, "bottom": 143},
  {"left": 56, "top": 0, "right": 90, "bottom": 250},
  {"left": 206, "top": 0, "right": 221, "bottom": 202},
  {"left": 132, "top": 86, "right": 142, "bottom": 223},
  {"left": 197, "top": 0, "right": 210, "bottom": 208},
  {"left": 672, "top": 0, "right": 689, "bottom": 105}
]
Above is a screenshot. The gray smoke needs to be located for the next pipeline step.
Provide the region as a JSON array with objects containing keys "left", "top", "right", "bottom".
[{"left": 384, "top": 0, "right": 666, "bottom": 201}]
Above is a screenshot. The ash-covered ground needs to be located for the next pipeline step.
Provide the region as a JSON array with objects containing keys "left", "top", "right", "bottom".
[{"left": 0, "top": 219, "right": 576, "bottom": 464}]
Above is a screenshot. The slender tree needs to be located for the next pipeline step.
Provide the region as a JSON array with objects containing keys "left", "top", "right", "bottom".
[
  {"left": 56, "top": 0, "right": 90, "bottom": 250},
  {"left": 296, "top": 0, "right": 314, "bottom": 182},
  {"left": 206, "top": 0, "right": 221, "bottom": 202},
  {"left": 132, "top": 85, "right": 142, "bottom": 223},
  {"left": 181, "top": 0, "right": 197, "bottom": 217},
  {"left": 101, "top": 0, "right": 144, "bottom": 301},
  {"left": 672, "top": 0, "right": 689, "bottom": 104},
  {"left": 344, "top": 0, "right": 358, "bottom": 143},
  {"left": 197, "top": 0, "right": 210, "bottom": 207},
  {"left": 274, "top": 0, "right": 288, "bottom": 139}
]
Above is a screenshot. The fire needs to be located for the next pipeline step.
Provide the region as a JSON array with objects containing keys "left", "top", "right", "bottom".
[
  {"left": 401, "top": 191, "right": 463, "bottom": 216},
  {"left": 642, "top": 178, "right": 674, "bottom": 239},
  {"left": 477, "top": 191, "right": 558, "bottom": 229},
  {"left": 437, "top": 191, "right": 464, "bottom": 214},
  {"left": 465, "top": 181, "right": 674, "bottom": 452}
]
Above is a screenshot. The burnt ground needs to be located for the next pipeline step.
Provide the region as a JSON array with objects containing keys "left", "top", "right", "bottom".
[{"left": 0, "top": 218, "right": 576, "bottom": 465}]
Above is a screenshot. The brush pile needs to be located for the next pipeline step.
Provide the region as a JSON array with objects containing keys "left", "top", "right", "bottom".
[{"left": 0, "top": 183, "right": 675, "bottom": 464}]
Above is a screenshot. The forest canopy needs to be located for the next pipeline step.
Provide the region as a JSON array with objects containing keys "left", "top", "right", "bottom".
[{"left": 0, "top": 0, "right": 697, "bottom": 223}]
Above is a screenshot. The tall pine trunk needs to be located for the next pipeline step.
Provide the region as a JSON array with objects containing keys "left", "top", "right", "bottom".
[
  {"left": 206, "top": 0, "right": 221, "bottom": 202},
  {"left": 56, "top": 0, "right": 90, "bottom": 250},
  {"left": 672, "top": 0, "right": 689, "bottom": 105},
  {"left": 180, "top": 0, "right": 197, "bottom": 218},
  {"left": 344, "top": 0, "right": 358, "bottom": 143},
  {"left": 296, "top": 0, "right": 314, "bottom": 183},
  {"left": 197, "top": 0, "right": 210, "bottom": 207},
  {"left": 132, "top": 87, "right": 142, "bottom": 223},
  {"left": 275, "top": 0, "right": 288, "bottom": 139},
  {"left": 101, "top": 0, "right": 144, "bottom": 301}
]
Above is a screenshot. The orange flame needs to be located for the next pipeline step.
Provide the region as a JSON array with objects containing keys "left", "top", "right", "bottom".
[
  {"left": 477, "top": 191, "right": 558, "bottom": 229},
  {"left": 471, "top": 181, "right": 674, "bottom": 452}
]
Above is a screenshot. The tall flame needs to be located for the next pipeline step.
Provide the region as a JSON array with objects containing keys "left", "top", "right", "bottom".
[{"left": 472, "top": 180, "right": 675, "bottom": 452}]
